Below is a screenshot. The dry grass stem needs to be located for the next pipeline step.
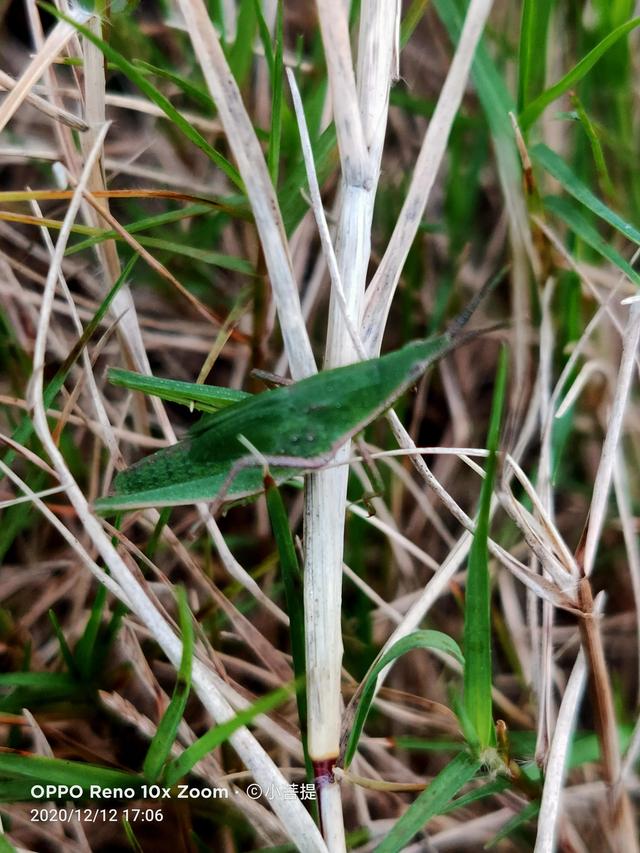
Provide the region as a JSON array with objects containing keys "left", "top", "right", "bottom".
[{"left": 3, "top": 4, "right": 640, "bottom": 850}]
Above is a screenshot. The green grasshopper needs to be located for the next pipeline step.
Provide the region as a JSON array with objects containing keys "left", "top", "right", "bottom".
[{"left": 95, "top": 280, "right": 502, "bottom": 514}]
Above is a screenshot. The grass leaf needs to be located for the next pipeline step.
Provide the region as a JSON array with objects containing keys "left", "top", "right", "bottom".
[
  {"left": 122, "top": 819, "right": 145, "bottom": 853},
  {"left": 569, "top": 94, "right": 616, "bottom": 200},
  {"left": 65, "top": 201, "right": 250, "bottom": 257},
  {"left": 48, "top": 610, "right": 78, "bottom": 677},
  {"left": 486, "top": 800, "right": 540, "bottom": 847},
  {"left": 0, "top": 753, "right": 142, "bottom": 795},
  {"left": 462, "top": 346, "right": 507, "bottom": 751},
  {"left": 374, "top": 752, "right": 481, "bottom": 852},
  {"left": 254, "top": 0, "right": 275, "bottom": 79},
  {"left": 343, "top": 630, "right": 464, "bottom": 769},
  {"left": 0, "top": 673, "right": 84, "bottom": 714},
  {"left": 517, "top": 0, "right": 553, "bottom": 111},
  {"left": 0, "top": 673, "right": 76, "bottom": 689},
  {"left": 132, "top": 60, "right": 216, "bottom": 113},
  {"left": 267, "top": 1, "right": 284, "bottom": 185},
  {"left": 279, "top": 123, "right": 338, "bottom": 233},
  {"left": 400, "top": 0, "right": 430, "bottom": 48},
  {"left": 163, "top": 684, "right": 294, "bottom": 786},
  {"left": 440, "top": 777, "right": 511, "bottom": 815},
  {"left": 74, "top": 585, "right": 107, "bottom": 679},
  {"left": 115, "top": 236, "right": 254, "bottom": 275},
  {"left": 264, "top": 475, "right": 310, "bottom": 777},
  {"left": 543, "top": 194, "right": 640, "bottom": 287},
  {"left": 532, "top": 143, "right": 640, "bottom": 245},
  {"left": 228, "top": 0, "right": 257, "bottom": 87},
  {"left": 518, "top": 16, "right": 640, "bottom": 131},
  {"left": 143, "top": 587, "right": 194, "bottom": 781}
]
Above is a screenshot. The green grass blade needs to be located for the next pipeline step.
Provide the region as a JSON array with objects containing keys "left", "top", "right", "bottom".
[
  {"left": 143, "top": 588, "right": 194, "bottom": 782},
  {"left": 48, "top": 611, "right": 78, "bottom": 677},
  {"left": 0, "top": 780, "right": 56, "bottom": 802},
  {"left": 3, "top": 212, "right": 199, "bottom": 266},
  {"left": 440, "top": 777, "right": 510, "bottom": 814},
  {"left": 434, "top": 0, "right": 521, "bottom": 218},
  {"left": 518, "top": 17, "right": 640, "bottom": 131},
  {"left": 531, "top": 143, "right": 640, "bottom": 245},
  {"left": 374, "top": 752, "right": 481, "bottom": 853},
  {"left": 132, "top": 60, "right": 216, "bottom": 112},
  {"left": 462, "top": 346, "right": 507, "bottom": 752},
  {"left": 44, "top": 4, "right": 243, "bottom": 190},
  {"left": 435, "top": 0, "right": 515, "bottom": 140},
  {"left": 264, "top": 474, "right": 311, "bottom": 778},
  {"left": 209, "top": 0, "right": 227, "bottom": 49},
  {"left": 543, "top": 194, "right": 640, "bottom": 286},
  {"left": 74, "top": 585, "right": 107, "bottom": 679},
  {"left": 486, "top": 800, "right": 540, "bottom": 847},
  {"left": 400, "top": 0, "right": 430, "bottom": 48},
  {"left": 0, "top": 835, "right": 17, "bottom": 852},
  {"left": 163, "top": 683, "right": 294, "bottom": 786},
  {"left": 122, "top": 820, "right": 144, "bottom": 853},
  {"left": 279, "top": 123, "right": 338, "bottom": 234},
  {"left": 254, "top": 0, "right": 275, "bottom": 78},
  {"left": 0, "top": 753, "right": 142, "bottom": 793},
  {"left": 93, "top": 601, "right": 128, "bottom": 675},
  {"left": 68, "top": 231, "right": 253, "bottom": 273},
  {"left": 66, "top": 202, "right": 250, "bottom": 258},
  {"left": 0, "top": 672, "right": 83, "bottom": 714},
  {"left": 517, "top": 0, "right": 553, "bottom": 111},
  {"left": 128, "top": 235, "right": 254, "bottom": 274},
  {"left": 0, "top": 673, "right": 76, "bottom": 689},
  {"left": 228, "top": 0, "right": 257, "bottom": 87},
  {"left": 267, "top": 0, "right": 284, "bottom": 185},
  {"left": 343, "top": 630, "right": 464, "bottom": 769},
  {"left": 108, "top": 368, "right": 251, "bottom": 411},
  {"left": 146, "top": 507, "right": 172, "bottom": 561},
  {"left": 569, "top": 94, "right": 616, "bottom": 201}
]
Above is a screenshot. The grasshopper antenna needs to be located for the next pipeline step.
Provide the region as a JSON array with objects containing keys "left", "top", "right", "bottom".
[{"left": 446, "top": 265, "right": 509, "bottom": 338}]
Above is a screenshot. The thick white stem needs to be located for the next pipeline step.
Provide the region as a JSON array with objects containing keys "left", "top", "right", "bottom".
[
  {"left": 304, "top": 187, "right": 376, "bottom": 763},
  {"left": 303, "top": 3, "right": 397, "bottom": 848}
]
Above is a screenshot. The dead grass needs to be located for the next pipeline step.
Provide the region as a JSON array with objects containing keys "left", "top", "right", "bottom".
[{"left": 1, "top": 1, "right": 639, "bottom": 851}]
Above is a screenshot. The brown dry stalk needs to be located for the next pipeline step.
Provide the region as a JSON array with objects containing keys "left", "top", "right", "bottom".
[{"left": 577, "top": 577, "right": 639, "bottom": 851}]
